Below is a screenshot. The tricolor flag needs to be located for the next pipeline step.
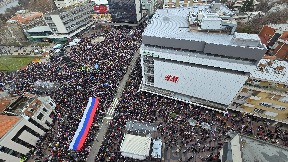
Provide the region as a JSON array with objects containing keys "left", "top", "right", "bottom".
[{"left": 69, "top": 97, "right": 100, "bottom": 150}]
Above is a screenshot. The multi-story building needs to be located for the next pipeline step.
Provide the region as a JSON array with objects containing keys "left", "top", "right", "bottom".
[
  {"left": 233, "top": 11, "right": 264, "bottom": 23},
  {"left": 230, "top": 59, "right": 288, "bottom": 123},
  {"left": 108, "top": 0, "right": 142, "bottom": 24},
  {"left": 24, "top": 26, "right": 53, "bottom": 42},
  {"left": 44, "top": 1, "right": 94, "bottom": 39},
  {"left": 92, "top": 0, "right": 150, "bottom": 25},
  {"left": 140, "top": 3, "right": 267, "bottom": 110},
  {"left": 259, "top": 24, "right": 288, "bottom": 61},
  {"left": 0, "top": 94, "right": 56, "bottom": 161}
]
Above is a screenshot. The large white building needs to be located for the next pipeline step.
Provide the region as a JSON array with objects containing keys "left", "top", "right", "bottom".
[
  {"left": 44, "top": 1, "right": 94, "bottom": 39},
  {"left": 0, "top": 95, "right": 56, "bottom": 161},
  {"left": 140, "top": 3, "right": 267, "bottom": 109}
]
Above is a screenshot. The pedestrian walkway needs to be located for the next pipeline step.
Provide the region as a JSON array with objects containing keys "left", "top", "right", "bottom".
[
  {"left": 106, "top": 98, "right": 119, "bottom": 116},
  {"left": 0, "top": 44, "right": 54, "bottom": 56},
  {"left": 86, "top": 49, "right": 140, "bottom": 162}
]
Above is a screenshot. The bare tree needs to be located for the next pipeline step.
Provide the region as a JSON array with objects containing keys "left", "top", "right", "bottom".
[
  {"left": 236, "top": 8, "right": 288, "bottom": 34},
  {"left": 255, "top": 0, "right": 270, "bottom": 12}
]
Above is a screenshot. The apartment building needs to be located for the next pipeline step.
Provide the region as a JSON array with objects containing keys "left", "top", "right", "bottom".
[
  {"left": 140, "top": 3, "right": 267, "bottom": 109},
  {"left": 259, "top": 24, "right": 288, "bottom": 61},
  {"left": 0, "top": 94, "right": 56, "bottom": 161},
  {"left": 44, "top": 1, "right": 94, "bottom": 39},
  {"left": 230, "top": 59, "right": 288, "bottom": 123}
]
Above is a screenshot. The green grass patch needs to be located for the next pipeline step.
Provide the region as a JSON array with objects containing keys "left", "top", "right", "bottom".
[{"left": 0, "top": 55, "right": 41, "bottom": 72}]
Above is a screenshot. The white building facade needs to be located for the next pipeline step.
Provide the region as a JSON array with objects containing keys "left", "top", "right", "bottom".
[
  {"left": 140, "top": 4, "right": 267, "bottom": 109},
  {"left": 0, "top": 96, "right": 56, "bottom": 161},
  {"left": 44, "top": 1, "right": 94, "bottom": 38},
  {"left": 0, "top": 118, "right": 45, "bottom": 161}
]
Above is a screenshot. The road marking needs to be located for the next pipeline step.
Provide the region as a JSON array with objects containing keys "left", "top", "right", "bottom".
[{"left": 106, "top": 98, "right": 119, "bottom": 116}]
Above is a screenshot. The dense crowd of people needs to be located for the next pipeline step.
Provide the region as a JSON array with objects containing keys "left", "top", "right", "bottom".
[
  {"left": 1, "top": 22, "right": 288, "bottom": 162},
  {"left": 96, "top": 56, "right": 288, "bottom": 161},
  {"left": 0, "top": 24, "right": 144, "bottom": 161}
]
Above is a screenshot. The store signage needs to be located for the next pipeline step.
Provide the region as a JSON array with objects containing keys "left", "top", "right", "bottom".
[{"left": 165, "top": 75, "right": 179, "bottom": 83}]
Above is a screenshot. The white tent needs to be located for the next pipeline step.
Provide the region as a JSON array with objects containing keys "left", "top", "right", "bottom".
[
  {"left": 68, "top": 42, "right": 77, "bottom": 47},
  {"left": 120, "top": 134, "right": 151, "bottom": 160},
  {"left": 151, "top": 139, "right": 162, "bottom": 158},
  {"left": 53, "top": 44, "right": 62, "bottom": 49}
]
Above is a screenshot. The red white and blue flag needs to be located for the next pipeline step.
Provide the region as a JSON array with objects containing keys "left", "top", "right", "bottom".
[{"left": 69, "top": 97, "right": 100, "bottom": 150}]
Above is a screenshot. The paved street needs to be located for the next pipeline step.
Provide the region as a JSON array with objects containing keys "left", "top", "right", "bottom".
[
  {"left": 0, "top": 44, "right": 54, "bottom": 56},
  {"left": 86, "top": 49, "right": 140, "bottom": 162}
]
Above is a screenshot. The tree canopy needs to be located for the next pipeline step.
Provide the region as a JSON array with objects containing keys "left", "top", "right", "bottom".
[
  {"left": 236, "top": 9, "right": 288, "bottom": 33},
  {"left": 240, "top": 0, "right": 254, "bottom": 12}
]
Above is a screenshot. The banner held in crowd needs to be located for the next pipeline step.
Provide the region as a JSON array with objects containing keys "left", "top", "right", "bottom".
[{"left": 69, "top": 97, "right": 100, "bottom": 150}]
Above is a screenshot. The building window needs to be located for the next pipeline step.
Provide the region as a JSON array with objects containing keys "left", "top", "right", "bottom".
[
  {"left": 28, "top": 118, "right": 48, "bottom": 132},
  {"left": 37, "top": 113, "right": 44, "bottom": 120},
  {"left": 147, "top": 76, "right": 154, "bottom": 83},
  {"left": 45, "top": 17, "right": 52, "bottom": 20},
  {"left": 49, "top": 102, "right": 54, "bottom": 107},
  {"left": 0, "top": 145, "right": 24, "bottom": 158},
  {"left": 51, "top": 28, "right": 57, "bottom": 32},
  {"left": 11, "top": 125, "right": 41, "bottom": 149}
]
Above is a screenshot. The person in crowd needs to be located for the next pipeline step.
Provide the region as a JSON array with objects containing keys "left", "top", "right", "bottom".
[
  {"left": 1, "top": 22, "right": 287, "bottom": 162},
  {"left": 0, "top": 24, "right": 145, "bottom": 162}
]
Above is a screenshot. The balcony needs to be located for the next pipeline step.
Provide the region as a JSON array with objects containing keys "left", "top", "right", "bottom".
[
  {"left": 244, "top": 82, "right": 288, "bottom": 95},
  {"left": 242, "top": 91, "right": 288, "bottom": 121}
]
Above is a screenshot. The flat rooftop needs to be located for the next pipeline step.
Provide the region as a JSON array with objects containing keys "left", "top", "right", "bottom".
[
  {"left": 120, "top": 134, "right": 151, "bottom": 159},
  {"left": 241, "top": 135, "right": 288, "bottom": 162},
  {"left": 26, "top": 26, "right": 51, "bottom": 33},
  {"left": 251, "top": 59, "right": 288, "bottom": 84},
  {"left": 47, "top": 1, "right": 93, "bottom": 15},
  {"left": 3, "top": 94, "right": 42, "bottom": 117},
  {"left": 143, "top": 6, "right": 263, "bottom": 48}
]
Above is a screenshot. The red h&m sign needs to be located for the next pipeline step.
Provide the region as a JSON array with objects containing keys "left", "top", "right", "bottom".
[{"left": 165, "top": 75, "right": 179, "bottom": 83}]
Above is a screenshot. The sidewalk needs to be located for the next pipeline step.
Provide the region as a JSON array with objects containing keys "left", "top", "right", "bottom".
[
  {"left": 86, "top": 49, "right": 140, "bottom": 162},
  {"left": 0, "top": 44, "right": 54, "bottom": 56}
]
